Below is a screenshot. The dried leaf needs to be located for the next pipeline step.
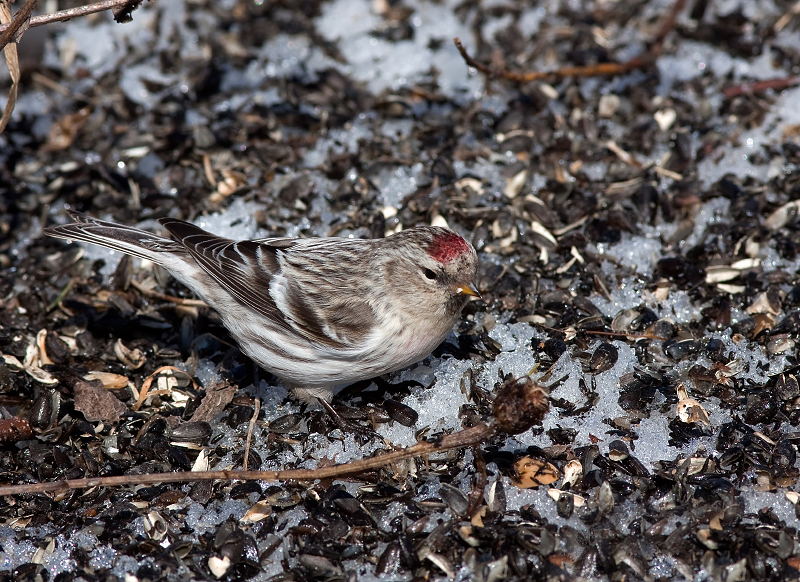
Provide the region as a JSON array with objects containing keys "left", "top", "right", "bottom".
[
  {"left": 190, "top": 380, "right": 237, "bottom": 423},
  {"left": 74, "top": 379, "right": 128, "bottom": 423}
]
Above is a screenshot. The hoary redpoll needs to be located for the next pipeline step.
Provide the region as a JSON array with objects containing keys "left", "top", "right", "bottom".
[{"left": 46, "top": 212, "right": 480, "bottom": 403}]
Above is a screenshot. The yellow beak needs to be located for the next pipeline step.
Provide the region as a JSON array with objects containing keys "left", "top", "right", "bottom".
[{"left": 455, "top": 282, "right": 482, "bottom": 299}]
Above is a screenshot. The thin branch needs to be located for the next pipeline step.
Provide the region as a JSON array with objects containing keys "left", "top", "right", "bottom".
[
  {"left": 243, "top": 398, "right": 261, "bottom": 471},
  {"left": 0, "top": 0, "right": 37, "bottom": 52},
  {"left": 724, "top": 76, "right": 800, "bottom": 98},
  {"left": 130, "top": 279, "right": 208, "bottom": 307},
  {"left": 0, "top": 0, "right": 142, "bottom": 39},
  {"left": 0, "top": 0, "right": 146, "bottom": 132},
  {"left": 467, "top": 446, "right": 487, "bottom": 516},
  {"left": 534, "top": 322, "right": 667, "bottom": 341},
  {"left": 0, "top": 0, "right": 25, "bottom": 133},
  {"left": 0, "top": 423, "right": 496, "bottom": 496},
  {"left": 455, "top": 38, "right": 650, "bottom": 82},
  {"left": 651, "top": 0, "right": 688, "bottom": 48},
  {"left": 454, "top": 0, "right": 687, "bottom": 83},
  {"left": 582, "top": 329, "right": 668, "bottom": 341}
]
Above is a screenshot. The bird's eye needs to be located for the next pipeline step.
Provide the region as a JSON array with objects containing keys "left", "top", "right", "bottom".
[{"left": 423, "top": 268, "right": 437, "bottom": 280}]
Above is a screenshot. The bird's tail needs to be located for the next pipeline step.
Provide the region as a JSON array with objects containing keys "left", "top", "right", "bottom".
[{"left": 45, "top": 211, "right": 185, "bottom": 263}]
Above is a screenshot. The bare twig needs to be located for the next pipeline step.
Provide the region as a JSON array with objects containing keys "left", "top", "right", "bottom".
[
  {"left": 454, "top": 0, "right": 687, "bottom": 83},
  {"left": 605, "top": 140, "right": 642, "bottom": 168},
  {"left": 535, "top": 322, "right": 667, "bottom": 341},
  {"left": 1, "top": 0, "right": 146, "bottom": 133},
  {"left": 0, "top": 422, "right": 496, "bottom": 496},
  {"left": 724, "top": 76, "right": 800, "bottom": 98},
  {"left": 130, "top": 279, "right": 208, "bottom": 307},
  {"left": 582, "top": 329, "right": 668, "bottom": 341},
  {"left": 0, "top": 0, "right": 31, "bottom": 133},
  {"left": 455, "top": 37, "right": 650, "bottom": 82},
  {"left": 651, "top": 0, "right": 688, "bottom": 47},
  {"left": 0, "top": 0, "right": 37, "bottom": 52},
  {"left": 653, "top": 165, "right": 683, "bottom": 181},
  {"left": 203, "top": 153, "right": 217, "bottom": 188},
  {"left": 243, "top": 397, "right": 261, "bottom": 471},
  {"left": 0, "top": 0, "right": 143, "bottom": 39},
  {"left": 31, "top": 71, "right": 71, "bottom": 96},
  {"left": 774, "top": 0, "right": 800, "bottom": 32}
]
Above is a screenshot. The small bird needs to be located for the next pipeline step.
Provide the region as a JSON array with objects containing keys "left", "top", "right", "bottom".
[{"left": 46, "top": 212, "right": 480, "bottom": 404}]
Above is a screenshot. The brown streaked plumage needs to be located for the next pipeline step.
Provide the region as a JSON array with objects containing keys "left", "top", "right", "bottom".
[{"left": 45, "top": 212, "right": 480, "bottom": 403}]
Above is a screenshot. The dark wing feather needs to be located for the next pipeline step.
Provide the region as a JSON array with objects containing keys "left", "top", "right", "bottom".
[
  {"left": 160, "top": 218, "right": 377, "bottom": 349},
  {"left": 45, "top": 211, "right": 184, "bottom": 260},
  {"left": 158, "top": 218, "right": 289, "bottom": 324}
]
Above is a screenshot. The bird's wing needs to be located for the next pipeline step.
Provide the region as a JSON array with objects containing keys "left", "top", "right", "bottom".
[
  {"left": 158, "top": 218, "right": 291, "bottom": 322},
  {"left": 159, "top": 218, "right": 377, "bottom": 348},
  {"left": 274, "top": 239, "right": 380, "bottom": 348}
]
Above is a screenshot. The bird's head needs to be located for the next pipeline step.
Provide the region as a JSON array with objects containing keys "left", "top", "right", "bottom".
[{"left": 381, "top": 226, "right": 480, "bottom": 318}]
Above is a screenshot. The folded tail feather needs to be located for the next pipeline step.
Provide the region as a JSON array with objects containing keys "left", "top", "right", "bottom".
[{"left": 44, "top": 211, "right": 185, "bottom": 263}]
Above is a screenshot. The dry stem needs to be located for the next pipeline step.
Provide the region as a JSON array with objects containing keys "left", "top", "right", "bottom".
[
  {"left": 0, "top": 0, "right": 37, "bottom": 51},
  {"left": 0, "top": 423, "right": 495, "bottom": 496},
  {"left": 0, "top": 0, "right": 143, "bottom": 43},
  {"left": 130, "top": 279, "right": 208, "bottom": 307},
  {"left": 243, "top": 397, "right": 261, "bottom": 471},
  {"left": 454, "top": 0, "right": 687, "bottom": 83}
]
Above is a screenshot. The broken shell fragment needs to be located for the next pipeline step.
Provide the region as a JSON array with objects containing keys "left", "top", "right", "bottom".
[
  {"left": 677, "top": 398, "right": 711, "bottom": 425},
  {"left": 143, "top": 511, "right": 168, "bottom": 542},
  {"left": 561, "top": 459, "right": 583, "bottom": 489},
  {"left": 241, "top": 500, "right": 272, "bottom": 523},
  {"left": 114, "top": 339, "right": 146, "bottom": 370},
  {"left": 85, "top": 371, "right": 131, "bottom": 389},
  {"left": 511, "top": 457, "right": 560, "bottom": 489},
  {"left": 765, "top": 200, "right": 800, "bottom": 230}
]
